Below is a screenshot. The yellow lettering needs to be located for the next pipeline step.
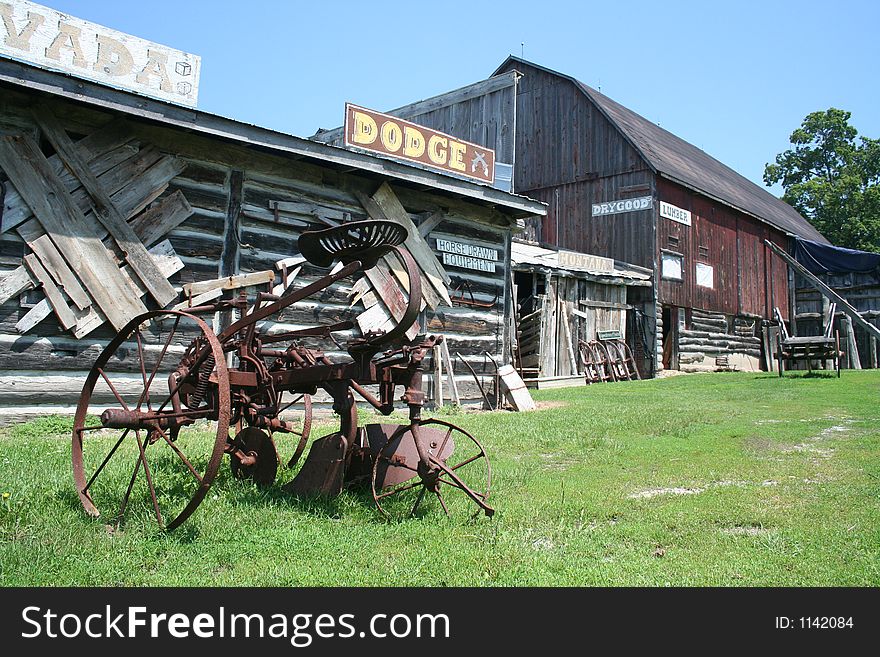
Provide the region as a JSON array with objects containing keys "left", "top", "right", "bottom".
[
  {"left": 351, "top": 111, "right": 377, "bottom": 145},
  {"left": 448, "top": 141, "right": 466, "bottom": 171},
  {"left": 428, "top": 135, "right": 447, "bottom": 165},
  {"left": 402, "top": 125, "right": 425, "bottom": 158},
  {"left": 45, "top": 22, "right": 88, "bottom": 68},
  {"left": 93, "top": 35, "right": 134, "bottom": 76},
  {"left": 380, "top": 120, "right": 402, "bottom": 153},
  {"left": 135, "top": 48, "right": 172, "bottom": 93},
  {"left": 0, "top": 5, "right": 44, "bottom": 50}
]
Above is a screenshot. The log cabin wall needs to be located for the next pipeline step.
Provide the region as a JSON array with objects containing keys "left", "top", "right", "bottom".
[
  {"left": 795, "top": 270, "right": 880, "bottom": 369},
  {"left": 0, "top": 78, "right": 539, "bottom": 423}
]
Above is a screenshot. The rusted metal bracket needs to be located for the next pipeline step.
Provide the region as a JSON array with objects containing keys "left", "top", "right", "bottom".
[{"left": 456, "top": 351, "right": 496, "bottom": 410}]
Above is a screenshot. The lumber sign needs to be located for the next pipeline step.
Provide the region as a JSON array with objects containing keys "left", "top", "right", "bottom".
[{"left": 0, "top": 0, "right": 200, "bottom": 107}]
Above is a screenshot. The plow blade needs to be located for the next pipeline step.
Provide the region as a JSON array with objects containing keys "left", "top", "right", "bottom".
[{"left": 284, "top": 432, "right": 348, "bottom": 497}]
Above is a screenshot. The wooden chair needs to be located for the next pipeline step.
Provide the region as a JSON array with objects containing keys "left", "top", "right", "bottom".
[{"left": 773, "top": 304, "right": 841, "bottom": 377}]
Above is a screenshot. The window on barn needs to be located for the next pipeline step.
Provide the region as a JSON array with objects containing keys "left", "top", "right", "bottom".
[
  {"left": 661, "top": 251, "right": 683, "bottom": 281},
  {"left": 696, "top": 262, "right": 714, "bottom": 288}
]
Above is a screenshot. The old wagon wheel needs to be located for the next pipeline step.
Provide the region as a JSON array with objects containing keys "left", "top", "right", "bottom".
[
  {"left": 72, "top": 310, "right": 230, "bottom": 531},
  {"left": 593, "top": 341, "right": 618, "bottom": 382},
  {"left": 369, "top": 419, "right": 493, "bottom": 521}
]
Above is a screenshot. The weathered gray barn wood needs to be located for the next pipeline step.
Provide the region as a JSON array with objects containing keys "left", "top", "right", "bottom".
[
  {"left": 28, "top": 235, "right": 91, "bottom": 310},
  {"left": 22, "top": 254, "right": 77, "bottom": 330},
  {"left": 0, "top": 135, "right": 149, "bottom": 329},
  {"left": 31, "top": 107, "right": 177, "bottom": 308}
]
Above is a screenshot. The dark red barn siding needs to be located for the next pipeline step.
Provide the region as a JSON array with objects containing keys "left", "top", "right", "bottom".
[{"left": 657, "top": 178, "right": 791, "bottom": 320}]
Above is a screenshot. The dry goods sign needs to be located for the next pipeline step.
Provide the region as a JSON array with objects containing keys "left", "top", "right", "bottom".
[
  {"left": 345, "top": 103, "right": 495, "bottom": 184},
  {"left": 591, "top": 195, "right": 653, "bottom": 217},
  {"left": 0, "top": 0, "right": 201, "bottom": 106}
]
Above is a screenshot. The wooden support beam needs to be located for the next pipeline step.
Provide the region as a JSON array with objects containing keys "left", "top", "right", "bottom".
[
  {"left": 127, "top": 190, "right": 193, "bottom": 248},
  {"left": 28, "top": 235, "right": 91, "bottom": 310},
  {"left": 32, "top": 107, "right": 177, "bottom": 308},
  {"left": 433, "top": 344, "right": 443, "bottom": 407},
  {"left": 220, "top": 170, "right": 244, "bottom": 278},
  {"left": 440, "top": 339, "right": 460, "bottom": 406},
  {"left": 182, "top": 270, "right": 275, "bottom": 297},
  {"left": 22, "top": 253, "right": 77, "bottom": 330},
  {"left": 765, "top": 239, "right": 880, "bottom": 341},
  {"left": 843, "top": 315, "right": 862, "bottom": 369},
  {"left": 417, "top": 211, "right": 445, "bottom": 238},
  {"left": 0, "top": 266, "right": 33, "bottom": 305},
  {"left": 560, "top": 302, "right": 578, "bottom": 375}
]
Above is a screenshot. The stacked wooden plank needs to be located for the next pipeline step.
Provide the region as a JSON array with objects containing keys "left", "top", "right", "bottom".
[{"left": 0, "top": 111, "right": 192, "bottom": 338}]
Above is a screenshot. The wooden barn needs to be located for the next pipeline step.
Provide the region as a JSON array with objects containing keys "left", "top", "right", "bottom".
[
  {"left": 0, "top": 56, "right": 545, "bottom": 424},
  {"left": 317, "top": 57, "right": 830, "bottom": 376}
]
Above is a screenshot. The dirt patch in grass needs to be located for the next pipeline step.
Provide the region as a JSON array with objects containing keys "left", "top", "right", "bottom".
[
  {"left": 535, "top": 400, "right": 568, "bottom": 410},
  {"left": 721, "top": 525, "right": 771, "bottom": 536},
  {"left": 629, "top": 479, "right": 778, "bottom": 499}
]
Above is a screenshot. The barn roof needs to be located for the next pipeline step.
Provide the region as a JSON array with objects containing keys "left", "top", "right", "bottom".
[{"left": 496, "top": 56, "right": 828, "bottom": 244}]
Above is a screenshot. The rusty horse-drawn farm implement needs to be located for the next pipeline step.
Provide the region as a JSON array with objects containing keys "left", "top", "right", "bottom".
[{"left": 72, "top": 220, "right": 494, "bottom": 529}]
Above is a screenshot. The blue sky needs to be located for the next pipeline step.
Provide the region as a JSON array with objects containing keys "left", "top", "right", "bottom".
[{"left": 36, "top": 0, "right": 880, "bottom": 193}]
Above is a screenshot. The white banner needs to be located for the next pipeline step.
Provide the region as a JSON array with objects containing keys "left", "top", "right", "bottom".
[
  {"left": 0, "top": 0, "right": 200, "bottom": 106},
  {"left": 660, "top": 201, "right": 692, "bottom": 226}
]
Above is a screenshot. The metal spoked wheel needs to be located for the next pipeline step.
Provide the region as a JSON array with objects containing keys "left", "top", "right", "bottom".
[
  {"left": 72, "top": 310, "right": 230, "bottom": 531},
  {"left": 369, "top": 418, "right": 492, "bottom": 521}
]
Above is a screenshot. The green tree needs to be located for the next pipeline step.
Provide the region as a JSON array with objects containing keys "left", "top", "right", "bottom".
[{"left": 764, "top": 108, "right": 880, "bottom": 252}]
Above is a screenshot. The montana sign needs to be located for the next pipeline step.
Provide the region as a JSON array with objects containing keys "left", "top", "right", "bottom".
[
  {"left": 345, "top": 103, "right": 495, "bottom": 184},
  {"left": 0, "top": 0, "right": 200, "bottom": 106},
  {"left": 591, "top": 195, "right": 653, "bottom": 217}
]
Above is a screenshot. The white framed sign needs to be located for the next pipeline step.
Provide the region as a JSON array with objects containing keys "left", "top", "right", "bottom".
[
  {"left": 591, "top": 195, "right": 653, "bottom": 217},
  {"left": 0, "top": 0, "right": 201, "bottom": 106},
  {"left": 696, "top": 262, "right": 714, "bottom": 288},
  {"left": 436, "top": 238, "right": 498, "bottom": 273},
  {"left": 661, "top": 251, "right": 683, "bottom": 280},
  {"left": 660, "top": 201, "right": 692, "bottom": 226}
]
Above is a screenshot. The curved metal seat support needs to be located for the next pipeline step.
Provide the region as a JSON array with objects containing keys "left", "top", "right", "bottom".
[{"left": 349, "top": 245, "right": 422, "bottom": 355}]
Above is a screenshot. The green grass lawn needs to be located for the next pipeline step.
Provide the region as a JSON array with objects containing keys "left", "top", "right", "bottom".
[{"left": 1, "top": 370, "right": 878, "bottom": 586}]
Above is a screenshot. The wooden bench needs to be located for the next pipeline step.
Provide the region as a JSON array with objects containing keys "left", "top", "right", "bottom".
[{"left": 773, "top": 304, "right": 841, "bottom": 377}]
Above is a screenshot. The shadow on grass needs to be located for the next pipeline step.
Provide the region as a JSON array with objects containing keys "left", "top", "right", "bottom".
[{"left": 754, "top": 371, "right": 839, "bottom": 380}]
